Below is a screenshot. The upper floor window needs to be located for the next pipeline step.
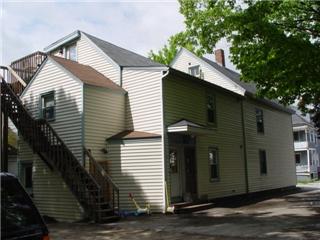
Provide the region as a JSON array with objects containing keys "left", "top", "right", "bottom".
[
  {"left": 209, "top": 147, "right": 219, "bottom": 181},
  {"left": 256, "top": 108, "right": 264, "bottom": 133},
  {"left": 259, "top": 149, "right": 267, "bottom": 175},
  {"left": 293, "top": 130, "right": 306, "bottom": 142},
  {"left": 207, "top": 94, "right": 216, "bottom": 125},
  {"left": 189, "top": 65, "right": 200, "bottom": 77},
  {"left": 66, "top": 43, "right": 77, "bottom": 61},
  {"left": 41, "top": 92, "right": 55, "bottom": 121}
]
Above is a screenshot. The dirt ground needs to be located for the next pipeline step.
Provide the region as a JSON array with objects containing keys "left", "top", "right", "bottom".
[{"left": 49, "top": 183, "right": 320, "bottom": 240}]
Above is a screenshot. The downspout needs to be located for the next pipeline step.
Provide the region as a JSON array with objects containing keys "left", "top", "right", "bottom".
[
  {"left": 161, "top": 68, "right": 169, "bottom": 213},
  {"left": 241, "top": 99, "right": 249, "bottom": 194},
  {"left": 119, "top": 66, "right": 123, "bottom": 87}
]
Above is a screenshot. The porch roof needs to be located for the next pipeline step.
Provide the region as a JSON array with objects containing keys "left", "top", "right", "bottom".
[{"left": 167, "top": 119, "right": 212, "bottom": 135}]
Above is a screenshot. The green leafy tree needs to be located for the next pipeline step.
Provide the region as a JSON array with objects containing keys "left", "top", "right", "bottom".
[
  {"left": 148, "top": 31, "right": 205, "bottom": 65},
  {"left": 152, "top": 0, "right": 320, "bottom": 131}
]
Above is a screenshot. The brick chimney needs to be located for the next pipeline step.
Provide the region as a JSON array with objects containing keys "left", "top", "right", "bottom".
[{"left": 215, "top": 49, "right": 225, "bottom": 67}]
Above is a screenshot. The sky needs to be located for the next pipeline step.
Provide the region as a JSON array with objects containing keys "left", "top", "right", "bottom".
[{"left": 0, "top": 0, "right": 235, "bottom": 70}]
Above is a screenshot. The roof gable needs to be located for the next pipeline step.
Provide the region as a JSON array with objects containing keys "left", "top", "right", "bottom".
[
  {"left": 171, "top": 48, "right": 246, "bottom": 95},
  {"left": 81, "top": 31, "right": 165, "bottom": 68}
]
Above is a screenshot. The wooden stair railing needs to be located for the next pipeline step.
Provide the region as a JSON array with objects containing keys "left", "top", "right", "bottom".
[
  {"left": 1, "top": 75, "right": 118, "bottom": 222},
  {"left": 0, "top": 66, "right": 26, "bottom": 95},
  {"left": 84, "top": 147, "right": 120, "bottom": 218},
  {"left": 10, "top": 51, "right": 47, "bottom": 84}
]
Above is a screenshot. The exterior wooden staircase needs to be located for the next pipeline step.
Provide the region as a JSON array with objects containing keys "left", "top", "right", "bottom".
[{"left": 1, "top": 53, "right": 119, "bottom": 222}]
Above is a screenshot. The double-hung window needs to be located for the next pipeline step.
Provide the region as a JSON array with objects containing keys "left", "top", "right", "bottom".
[
  {"left": 259, "top": 149, "right": 267, "bottom": 175},
  {"left": 256, "top": 108, "right": 264, "bottom": 133},
  {"left": 209, "top": 147, "right": 219, "bottom": 181},
  {"left": 66, "top": 43, "right": 77, "bottom": 61},
  {"left": 41, "top": 92, "right": 55, "bottom": 121},
  {"left": 207, "top": 94, "right": 216, "bottom": 125}
]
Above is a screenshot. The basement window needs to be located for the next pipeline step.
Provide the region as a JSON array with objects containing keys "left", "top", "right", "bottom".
[
  {"left": 209, "top": 147, "right": 219, "bottom": 181},
  {"left": 19, "top": 162, "right": 33, "bottom": 193},
  {"left": 259, "top": 150, "right": 267, "bottom": 175},
  {"left": 41, "top": 92, "right": 55, "bottom": 121}
]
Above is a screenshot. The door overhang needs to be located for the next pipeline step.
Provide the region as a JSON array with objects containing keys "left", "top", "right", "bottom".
[{"left": 167, "top": 119, "right": 212, "bottom": 135}]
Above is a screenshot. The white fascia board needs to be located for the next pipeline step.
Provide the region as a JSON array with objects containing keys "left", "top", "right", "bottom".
[
  {"left": 167, "top": 125, "right": 213, "bottom": 135},
  {"left": 176, "top": 48, "right": 246, "bottom": 96},
  {"left": 44, "top": 30, "right": 80, "bottom": 53},
  {"left": 293, "top": 126, "right": 308, "bottom": 131},
  {"left": 123, "top": 66, "right": 168, "bottom": 71}
]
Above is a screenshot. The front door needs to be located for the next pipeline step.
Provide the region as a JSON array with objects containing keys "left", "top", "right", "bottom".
[{"left": 184, "top": 147, "right": 197, "bottom": 201}]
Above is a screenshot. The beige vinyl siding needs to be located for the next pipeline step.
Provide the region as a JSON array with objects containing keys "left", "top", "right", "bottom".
[
  {"left": 22, "top": 59, "right": 83, "bottom": 161},
  {"left": 84, "top": 85, "right": 126, "bottom": 162},
  {"left": 243, "top": 100, "right": 296, "bottom": 192},
  {"left": 107, "top": 138, "right": 164, "bottom": 212},
  {"left": 77, "top": 35, "right": 120, "bottom": 85},
  {"left": 171, "top": 50, "right": 244, "bottom": 95},
  {"left": 18, "top": 139, "right": 84, "bottom": 222},
  {"left": 164, "top": 75, "right": 247, "bottom": 199},
  {"left": 122, "top": 69, "right": 163, "bottom": 135},
  {"left": 19, "top": 58, "right": 84, "bottom": 222}
]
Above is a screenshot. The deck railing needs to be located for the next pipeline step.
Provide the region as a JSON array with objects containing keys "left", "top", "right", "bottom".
[{"left": 10, "top": 51, "right": 47, "bottom": 83}]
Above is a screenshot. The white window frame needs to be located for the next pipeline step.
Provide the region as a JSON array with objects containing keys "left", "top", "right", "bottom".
[{"left": 209, "top": 147, "right": 219, "bottom": 181}]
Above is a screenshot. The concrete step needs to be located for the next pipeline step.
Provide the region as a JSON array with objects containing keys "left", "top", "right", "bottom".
[{"left": 173, "top": 202, "right": 215, "bottom": 214}]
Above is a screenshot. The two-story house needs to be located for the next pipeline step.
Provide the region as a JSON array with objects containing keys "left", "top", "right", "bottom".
[
  {"left": 292, "top": 113, "right": 320, "bottom": 180},
  {"left": 2, "top": 30, "right": 296, "bottom": 222}
]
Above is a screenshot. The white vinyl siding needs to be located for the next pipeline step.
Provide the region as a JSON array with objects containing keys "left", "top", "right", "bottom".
[
  {"left": 243, "top": 100, "right": 296, "bottom": 192},
  {"left": 107, "top": 138, "right": 164, "bottom": 212},
  {"left": 122, "top": 69, "right": 163, "bottom": 135},
  {"left": 77, "top": 35, "right": 120, "bottom": 85},
  {"left": 164, "top": 75, "right": 247, "bottom": 199},
  {"left": 84, "top": 85, "right": 126, "bottom": 163},
  {"left": 171, "top": 49, "right": 245, "bottom": 95},
  {"left": 19, "top": 58, "right": 84, "bottom": 222}
]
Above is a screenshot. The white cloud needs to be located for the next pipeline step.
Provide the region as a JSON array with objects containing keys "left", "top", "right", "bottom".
[{"left": 1, "top": 0, "right": 236, "bottom": 70}]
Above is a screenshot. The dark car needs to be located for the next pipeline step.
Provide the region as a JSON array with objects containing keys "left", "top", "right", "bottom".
[{"left": 1, "top": 172, "right": 49, "bottom": 240}]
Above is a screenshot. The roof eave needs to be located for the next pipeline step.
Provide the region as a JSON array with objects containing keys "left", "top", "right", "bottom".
[
  {"left": 245, "top": 91, "right": 295, "bottom": 114},
  {"left": 44, "top": 30, "right": 80, "bottom": 53}
]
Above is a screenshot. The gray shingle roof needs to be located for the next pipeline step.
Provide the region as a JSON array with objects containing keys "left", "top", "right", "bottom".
[
  {"left": 169, "top": 119, "right": 204, "bottom": 128},
  {"left": 201, "top": 57, "right": 257, "bottom": 94},
  {"left": 292, "top": 113, "right": 313, "bottom": 127},
  {"left": 82, "top": 32, "right": 165, "bottom": 68}
]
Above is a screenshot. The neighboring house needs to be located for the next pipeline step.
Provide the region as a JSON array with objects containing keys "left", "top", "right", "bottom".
[
  {"left": 9, "top": 30, "right": 296, "bottom": 222},
  {"left": 292, "top": 113, "right": 320, "bottom": 180}
]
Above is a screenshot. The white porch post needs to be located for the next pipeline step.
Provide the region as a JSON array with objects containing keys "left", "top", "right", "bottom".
[{"left": 307, "top": 150, "right": 310, "bottom": 173}]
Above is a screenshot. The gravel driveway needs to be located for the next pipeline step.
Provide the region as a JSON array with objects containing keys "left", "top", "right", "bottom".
[{"left": 49, "top": 183, "right": 320, "bottom": 240}]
